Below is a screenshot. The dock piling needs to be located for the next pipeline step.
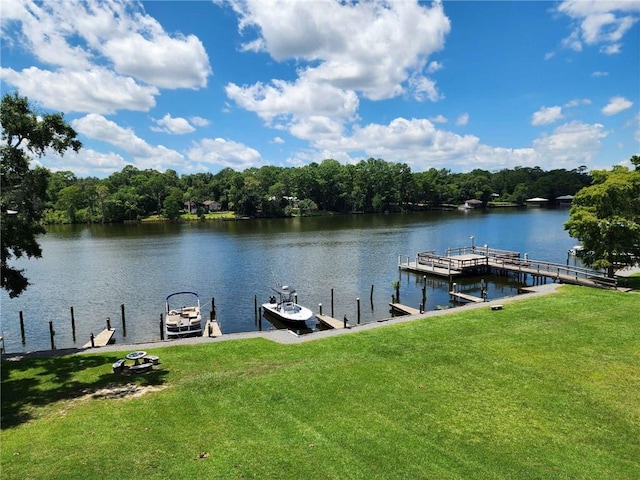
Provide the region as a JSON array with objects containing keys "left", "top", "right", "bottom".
[
  {"left": 357, "top": 297, "right": 361, "bottom": 324},
  {"left": 90, "top": 333, "right": 95, "bottom": 348},
  {"left": 331, "top": 288, "right": 334, "bottom": 317},
  {"left": 19, "top": 311, "right": 25, "bottom": 345},
  {"left": 159, "top": 314, "right": 164, "bottom": 340},
  {"left": 49, "top": 321, "right": 56, "bottom": 350},
  {"left": 70, "top": 306, "right": 76, "bottom": 342},
  {"left": 106, "top": 316, "right": 111, "bottom": 330},
  {"left": 318, "top": 303, "right": 323, "bottom": 315},
  {"left": 121, "top": 304, "right": 126, "bottom": 337}
]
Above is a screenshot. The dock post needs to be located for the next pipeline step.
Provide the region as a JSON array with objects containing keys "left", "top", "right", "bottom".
[
  {"left": 19, "top": 311, "right": 26, "bottom": 345},
  {"left": 159, "top": 314, "right": 164, "bottom": 340},
  {"left": 49, "top": 321, "right": 56, "bottom": 350},
  {"left": 121, "top": 304, "right": 126, "bottom": 337},
  {"left": 370, "top": 284, "right": 374, "bottom": 303},
  {"left": 211, "top": 297, "right": 216, "bottom": 320},
  {"left": 420, "top": 302, "right": 424, "bottom": 314},
  {"left": 254, "top": 295, "right": 258, "bottom": 321},
  {"left": 106, "top": 316, "right": 111, "bottom": 330},
  {"left": 319, "top": 303, "right": 323, "bottom": 315},
  {"left": 258, "top": 308, "right": 262, "bottom": 331},
  {"left": 357, "top": 298, "right": 361, "bottom": 324},
  {"left": 90, "top": 333, "right": 95, "bottom": 348},
  {"left": 70, "top": 306, "right": 76, "bottom": 342},
  {"left": 343, "top": 315, "right": 348, "bottom": 329},
  {"left": 331, "top": 288, "right": 334, "bottom": 318}
]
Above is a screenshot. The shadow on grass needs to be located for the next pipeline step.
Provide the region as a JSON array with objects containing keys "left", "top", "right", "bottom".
[{"left": 1, "top": 354, "right": 168, "bottom": 429}]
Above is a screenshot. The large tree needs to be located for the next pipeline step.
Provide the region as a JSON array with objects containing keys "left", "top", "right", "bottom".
[
  {"left": 1, "top": 92, "right": 81, "bottom": 297},
  {"left": 564, "top": 162, "right": 640, "bottom": 278}
]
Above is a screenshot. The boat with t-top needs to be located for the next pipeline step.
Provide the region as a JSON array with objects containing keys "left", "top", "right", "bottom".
[
  {"left": 165, "top": 291, "right": 202, "bottom": 337},
  {"left": 262, "top": 284, "right": 314, "bottom": 323}
]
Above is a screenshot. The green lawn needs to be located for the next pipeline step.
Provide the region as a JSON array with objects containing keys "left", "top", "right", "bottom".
[{"left": 2, "top": 286, "right": 639, "bottom": 479}]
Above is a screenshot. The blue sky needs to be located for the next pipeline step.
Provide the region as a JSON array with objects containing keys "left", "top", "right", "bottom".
[{"left": 1, "top": 0, "right": 638, "bottom": 178}]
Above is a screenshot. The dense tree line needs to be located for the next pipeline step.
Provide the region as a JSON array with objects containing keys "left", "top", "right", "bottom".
[{"left": 42, "top": 161, "right": 592, "bottom": 223}]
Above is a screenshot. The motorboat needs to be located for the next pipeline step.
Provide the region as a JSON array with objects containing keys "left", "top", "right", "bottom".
[
  {"left": 262, "top": 284, "right": 314, "bottom": 323},
  {"left": 165, "top": 291, "right": 202, "bottom": 337}
]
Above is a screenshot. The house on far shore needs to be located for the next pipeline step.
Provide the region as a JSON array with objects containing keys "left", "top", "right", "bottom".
[
  {"left": 183, "top": 200, "right": 222, "bottom": 214},
  {"left": 463, "top": 199, "right": 483, "bottom": 209},
  {"left": 203, "top": 200, "right": 222, "bottom": 212},
  {"left": 526, "top": 197, "right": 549, "bottom": 207},
  {"left": 556, "top": 195, "right": 574, "bottom": 207}
]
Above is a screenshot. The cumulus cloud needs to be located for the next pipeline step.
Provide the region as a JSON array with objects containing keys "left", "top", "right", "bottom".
[
  {"left": 0, "top": 0, "right": 211, "bottom": 113},
  {"left": 532, "top": 106, "right": 564, "bottom": 126},
  {"left": 187, "top": 137, "right": 263, "bottom": 170},
  {"left": 455, "top": 113, "right": 469, "bottom": 126},
  {"left": 601, "top": 96, "right": 633, "bottom": 116},
  {"left": 556, "top": 1, "right": 640, "bottom": 54},
  {"left": 151, "top": 114, "right": 196, "bottom": 135},
  {"left": 223, "top": 0, "right": 450, "bottom": 138},
  {"left": 72, "top": 114, "right": 184, "bottom": 170},
  {"left": 0, "top": 66, "right": 157, "bottom": 114},
  {"left": 532, "top": 120, "right": 607, "bottom": 165}
]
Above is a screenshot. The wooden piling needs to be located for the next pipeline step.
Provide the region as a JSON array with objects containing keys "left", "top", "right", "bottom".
[
  {"left": 258, "top": 307, "right": 262, "bottom": 331},
  {"left": 331, "top": 288, "right": 334, "bottom": 318},
  {"left": 90, "top": 333, "right": 95, "bottom": 348},
  {"left": 106, "top": 316, "right": 111, "bottom": 330},
  {"left": 19, "top": 311, "right": 25, "bottom": 344},
  {"left": 319, "top": 303, "right": 323, "bottom": 315},
  {"left": 370, "top": 284, "right": 374, "bottom": 303},
  {"left": 159, "top": 314, "right": 164, "bottom": 340},
  {"left": 211, "top": 297, "right": 216, "bottom": 320},
  {"left": 357, "top": 297, "right": 361, "bottom": 324},
  {"left": 254, "top": 295, "right": 258, "bottom": 321},
  {"left": 49, "top": 321, "right": 55, "bottom": 350},
  {"left": 70, "top": 306, "right": 76, "bottom": 342},
  {"left": 121, "top": 304, "right": 126, "bottom": 337}
]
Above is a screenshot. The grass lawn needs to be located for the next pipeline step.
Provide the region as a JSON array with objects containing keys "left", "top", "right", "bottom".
[{"left": 2, "top": 286, "right": 639, "bottom": 479}]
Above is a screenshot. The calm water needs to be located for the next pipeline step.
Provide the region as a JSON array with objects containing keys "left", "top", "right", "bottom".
[{"left": 0, "top": 208, "right": 577, "bottom": 353}]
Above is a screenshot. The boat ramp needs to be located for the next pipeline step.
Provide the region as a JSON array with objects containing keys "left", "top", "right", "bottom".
[{"left": 399, "top": 245, "right": 617, "bottom": 289}]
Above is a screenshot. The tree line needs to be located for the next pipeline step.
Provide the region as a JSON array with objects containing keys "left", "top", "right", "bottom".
[{"left": 44, "top": 161, "right": 592, "bottom": 223}]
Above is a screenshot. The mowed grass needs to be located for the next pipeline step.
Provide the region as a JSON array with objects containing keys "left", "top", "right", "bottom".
[{"left": 1, "top": 286, "right": 639, "bottom": 479}]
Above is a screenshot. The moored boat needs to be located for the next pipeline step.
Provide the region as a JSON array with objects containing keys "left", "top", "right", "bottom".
[
  {"left": 261, "top": 284, "right": 314, "bottom": 323},
  {"left": 165, "top": 291, "right": 202, "bottom": 337}
]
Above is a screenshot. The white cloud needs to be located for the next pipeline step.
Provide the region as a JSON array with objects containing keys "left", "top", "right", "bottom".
[
  {"left": 409, "top": 75, "right": 443, "bottom": 102},
  {"left": 231, "top": 0, "right": 449, "bottom": 98},
  {"left": 190, "top": 116, "right": 210, "bottom": 127},
  {"left": 591, "top": 71, "right": 609, "bottom": 77},
  {"left": 0, "top": 66, "right": 158, "bottom": 114},
  {"left": 429, "top": 115, "right": 448, "bottom": 124},
  {"left": 151, "top": 114, "right": 196, "bottom": 135},
  {"left": 456, "top": 113, "right": 469, "bottom": 126},
  {"left": 187, "top": 138, "right": 263, "bottom": 170},
  {"left": 532, "top": 120, "right": 607, "bottom": 165},
  {"left": 602, "top": 96, "right": 633, "bottom": 116},
  {"left": 272, "top": 137, "right": 285, "bottom": 144},
  {"left": 557, "top": 1, "right": 640, "bottom": 54},
  {"left": 38, "top": 149, "right": 128, "bottom": 177},
  {"left": 0, "top": 0, "right": 211, "bottom": 113},
  {"left": 72, "top": 114, "right": 184, "bottom": 170},
  {"left": 226, "top": 78, "right": 359, "bottom": 126},
  {"left": 532, "top": 106, "right": 564, "bottom": 126}
]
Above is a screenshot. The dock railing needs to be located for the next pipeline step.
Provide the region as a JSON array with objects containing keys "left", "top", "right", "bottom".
[{"left": 488, "top": 256, "right": 616, "bottom": 287}]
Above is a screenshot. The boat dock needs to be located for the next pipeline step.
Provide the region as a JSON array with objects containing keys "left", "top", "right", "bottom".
[
  {"left": 389, "top": 303, "right": 422, "bottom": 315},
  {"left": 203, "top": 319, "right": 222, "bottom": 337},
  {"left": 316, "top": 314, "right": 348, "bottom": 329},
  {"left": 449, "top": 291, "right": 485, "bottom": 303},
  {"left": 83, "top": 328, "right": 115, "bottom": 348},
  {"left": 399, "top": 245, "right": 617, "bottom": 288}
]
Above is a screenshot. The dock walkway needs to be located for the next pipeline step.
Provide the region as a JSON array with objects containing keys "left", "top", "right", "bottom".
[
  {"left": 203, "top": 320, "right": 222, "bottom": 337},
  {"left": 389, "top": 303, "right": 422, "bottom": 315},
  {"left": 83, "top": 328, "right": 115, "bottom": 348},
  {"left": 316, "top": 314, "right": 347, "bottom": 329}
]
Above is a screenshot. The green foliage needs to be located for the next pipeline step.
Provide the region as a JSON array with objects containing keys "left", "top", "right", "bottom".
[
  {"left": 1, "top": 92, "right": 81, "bottom": 297},
  {"left": 1, "top": 287, "right": 638, "bottom": 479},
  {"left": 565, "top": 162, "right": 640, "bottom": 277}
]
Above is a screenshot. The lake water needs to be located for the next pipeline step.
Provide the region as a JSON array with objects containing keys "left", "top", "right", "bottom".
[{"left": 0, "top": 208, "right": 578, "bottom": 353}]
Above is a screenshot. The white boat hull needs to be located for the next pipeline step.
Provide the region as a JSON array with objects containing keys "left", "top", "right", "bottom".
[{"left": 261, "top": 302, "right": 314, "bottom": 323}]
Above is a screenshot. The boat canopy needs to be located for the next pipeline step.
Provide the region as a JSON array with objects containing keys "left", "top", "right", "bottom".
[{"left": 272, "top": 285, "right": 296, "bottom": 297}]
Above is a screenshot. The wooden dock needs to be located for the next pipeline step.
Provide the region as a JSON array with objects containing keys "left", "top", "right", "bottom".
[
  {"left": 83, "top": 328, "right": 115, "bottom": 348},
  {"left": 389, "top": 303, "right": 422, "bottom": 315},
  {"left": 316, "top": 314, "right": 347, "bottom": 329},
  {"left": 399, "top": 246, "right": 617, "bottom": 289},
  {"left": 449, "top": 291, "right": 485, "bottom": 303},
  {"left": 203, "top": 319, "right": 222, "bottom": 337}
]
